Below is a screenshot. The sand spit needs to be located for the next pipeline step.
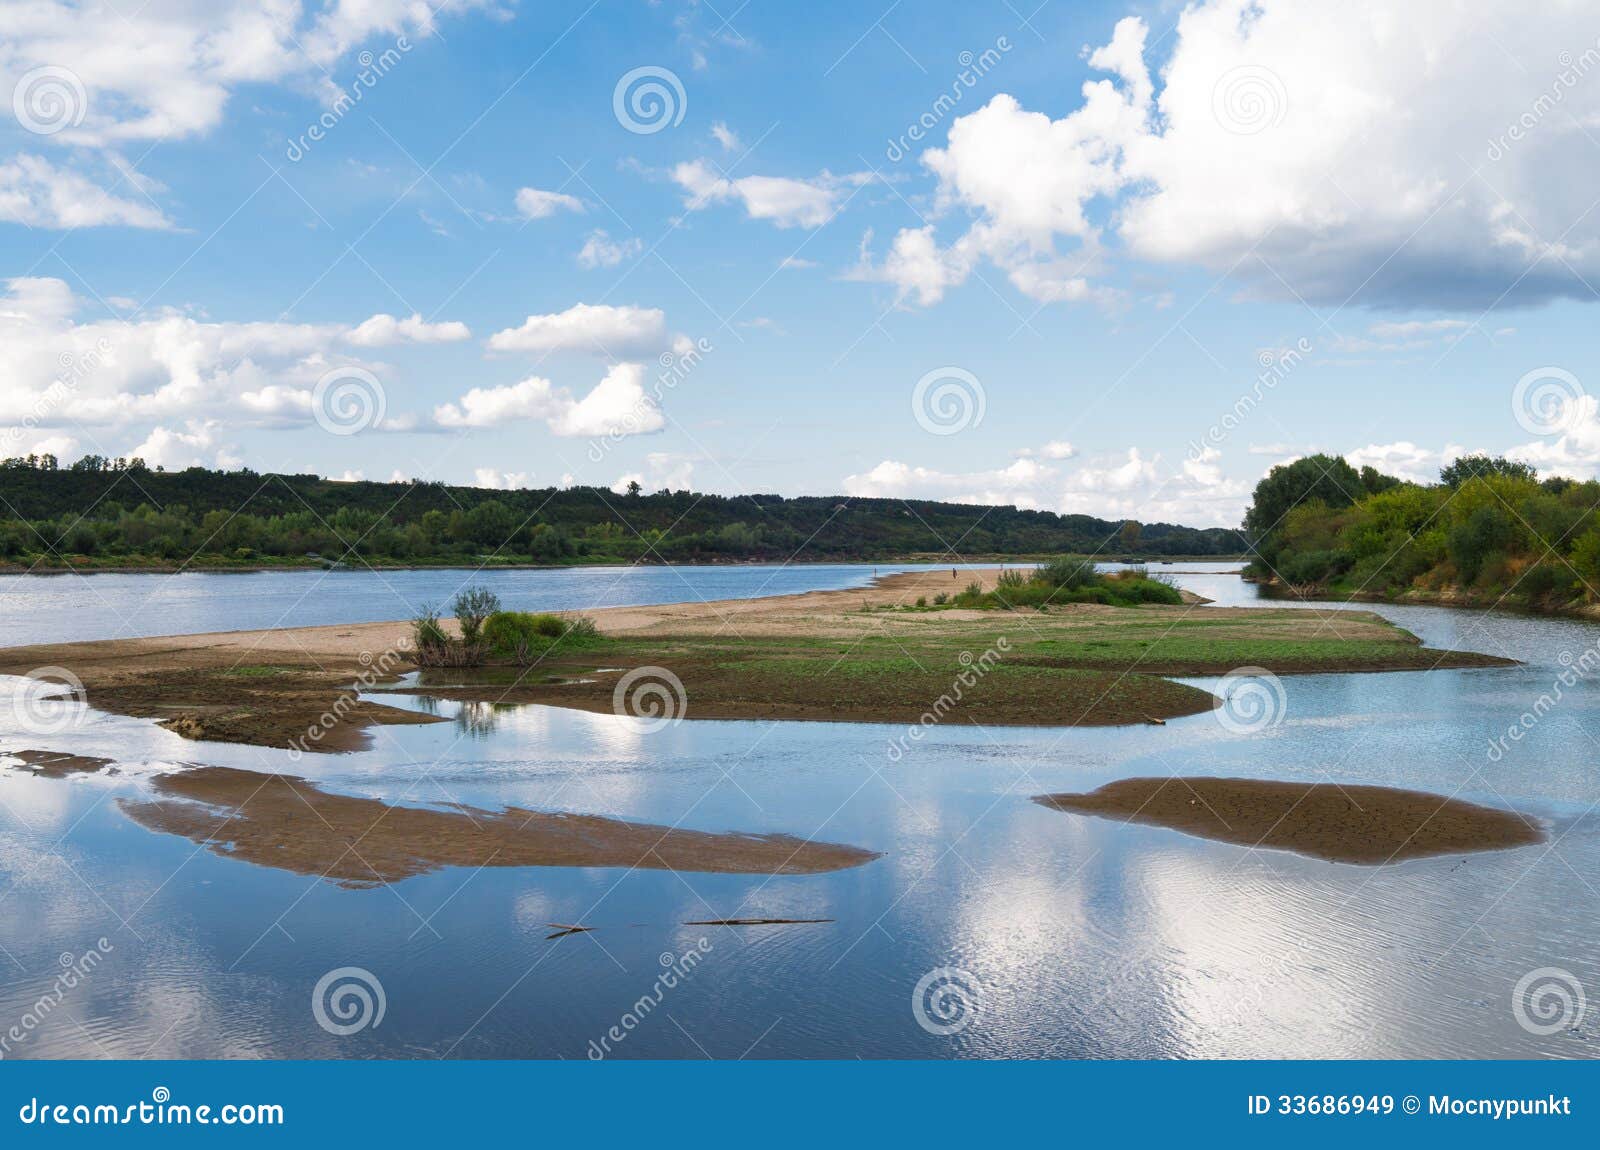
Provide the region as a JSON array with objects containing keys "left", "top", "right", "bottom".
[
  {"left": 1034, "top": 776, "right": 1544, "bottom": 864},
  {"left": 116, "top": 765, "right": 881, "bottom": 885}
]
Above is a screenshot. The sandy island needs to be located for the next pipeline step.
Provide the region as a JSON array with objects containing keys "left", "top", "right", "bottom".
[
  {"left": 1034, "top": 777, "right": 1544, "bottom": 863},
  {"left": 0, "top": 567, "right": 1511, "bottom": 755}
]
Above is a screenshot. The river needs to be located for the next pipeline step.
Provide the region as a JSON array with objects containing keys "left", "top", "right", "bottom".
[{"left": 0, "top": 562, "right": 1594, "bottom": 1058}]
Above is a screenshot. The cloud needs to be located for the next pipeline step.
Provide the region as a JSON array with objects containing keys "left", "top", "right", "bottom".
[
  {"left": 671, "top": 159, "right": 870, "bottom": 229},
  {"left": 345, "top": 312, "right": 471, "bottom": 347},
  {"left": 0, "top": 155, "right": 173, "bottom": 229},
  {"left": 472, "top": 469, "right": 535, "bottom": 490},
  {"left": 710, "top": 122, "right": 741, "bottom": 152},
  {"left": 515, "top": 186, "right": 585, "bottom": 219},
  {"left": 129, "top": 422, "right": 237, "bottom": 471},
  {"left": 881, "top": 2, "right": 1600, "bottom": 309},
  {"left": 434, "top": 377, "right": 565, "bottom": 429},
  {"left": 576, "top": 229, "right": 644, "bottom": 269},
  {"left": 843, "top": 446, "right": 1252, "bottom": 527},
  {"left": 0, "top": 1, "right": 497, "bottom": 148},
  {"left": 435, "top": 362, "right": 665, "bottom": 439},
  {"left": 613, "top": 452, "right": 694, "bottom": 495},
  {"left": 0, "top": 277, "right": 428, "bottom": 445},
  {"left": 548, "top": 363, "right": 663, "bottom": 437},
  {"left": 486, "top": 303, "right": 669, "bottom": 358}
]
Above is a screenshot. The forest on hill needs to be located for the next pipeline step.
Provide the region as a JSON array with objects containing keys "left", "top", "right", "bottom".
[{"left": 0, "top": 455, "right": 1246, "bottom": 569}]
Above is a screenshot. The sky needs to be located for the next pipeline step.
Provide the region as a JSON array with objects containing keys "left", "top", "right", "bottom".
[{"left": 3, "top": 0, "right": 1600, "bottom": 528}]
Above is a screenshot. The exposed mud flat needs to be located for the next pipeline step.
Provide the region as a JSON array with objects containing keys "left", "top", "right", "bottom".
[
  {"left": 2, "top": 749, "right": 115, "bottom": 777},
  {"left": 117, "top": 765, "right": 882, "bottom": 885},
  {"left": 1034, "top": 776, "right": 1544, "bottom": 864}
]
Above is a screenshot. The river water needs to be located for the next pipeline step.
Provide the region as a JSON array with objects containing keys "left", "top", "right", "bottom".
[{"left": 0, "top": 562, "right": 1595, "bottom": 1059}]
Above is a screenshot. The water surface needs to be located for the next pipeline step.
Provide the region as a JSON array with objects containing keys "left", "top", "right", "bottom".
[{"left": 1, "top": 562, "right": 1595, "bottom": 1059}]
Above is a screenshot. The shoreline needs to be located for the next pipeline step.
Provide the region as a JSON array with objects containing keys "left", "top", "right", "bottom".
[{"left": 1246, "top": 574, "right": 1600, "bottom": 623}]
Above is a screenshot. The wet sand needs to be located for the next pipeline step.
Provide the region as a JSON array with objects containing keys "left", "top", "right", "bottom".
[
  {"left": 117, "top": 765, "right": 881, "bottom": 885},
  {"left": 1034, "top": 777, "right": 1544, "bottom": 864}
]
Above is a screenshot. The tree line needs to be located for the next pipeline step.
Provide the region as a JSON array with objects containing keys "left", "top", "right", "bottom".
[{"left": 0, "top": 456, "right": 1246, "bottom": 568}]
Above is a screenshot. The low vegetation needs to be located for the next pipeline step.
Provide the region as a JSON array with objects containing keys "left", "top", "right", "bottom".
[
  {"left": 412, "top": 586, "right": 600, "bottom": 667},
  {"left": 941, "top": 560, "right": 1184, "bottom": 610},
  {"left": 1245, "top": 452, "right": 1600, "bottom": 612}
]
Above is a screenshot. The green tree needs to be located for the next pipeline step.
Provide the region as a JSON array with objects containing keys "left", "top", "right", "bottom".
[
  {"left": 1439, "top": 455, "right": 1536, "bottom": 487},
  {"left": 1243, "top": 454, "right": 1364, "bottom": 543}
]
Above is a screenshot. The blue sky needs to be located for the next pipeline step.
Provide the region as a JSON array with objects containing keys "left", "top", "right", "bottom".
[{"left": 3, "top": 0, "right": 1599, "bottom": 526}]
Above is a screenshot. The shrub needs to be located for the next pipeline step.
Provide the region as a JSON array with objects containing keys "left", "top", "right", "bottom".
[
  {"left": 932, "top": 592, "right": 948, "bottom": 605},
  {"left": 915, "top": 596, "right": 927, "bottom": 607},
  {"left": 1033, "top": 556, "right": 1101, "bottom": 590},
  {"left": 451, "top": 585, "right": 502, "bottom": 644},
  {"left": 480, "top": 611, "right": 602, "bottom": 663}
]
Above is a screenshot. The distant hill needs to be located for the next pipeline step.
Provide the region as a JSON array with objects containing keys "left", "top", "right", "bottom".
[{"left": 0, "top": 458, "right": 1245, "bottom": 567}]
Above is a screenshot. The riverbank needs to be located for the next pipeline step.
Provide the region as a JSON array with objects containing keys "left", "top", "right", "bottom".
[
  {"left": 0, "top": 568, "right": 1512, "bottom": 754},
  {"left": 1247, "top": 573, "right": 1600, "bottom": 623}
]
